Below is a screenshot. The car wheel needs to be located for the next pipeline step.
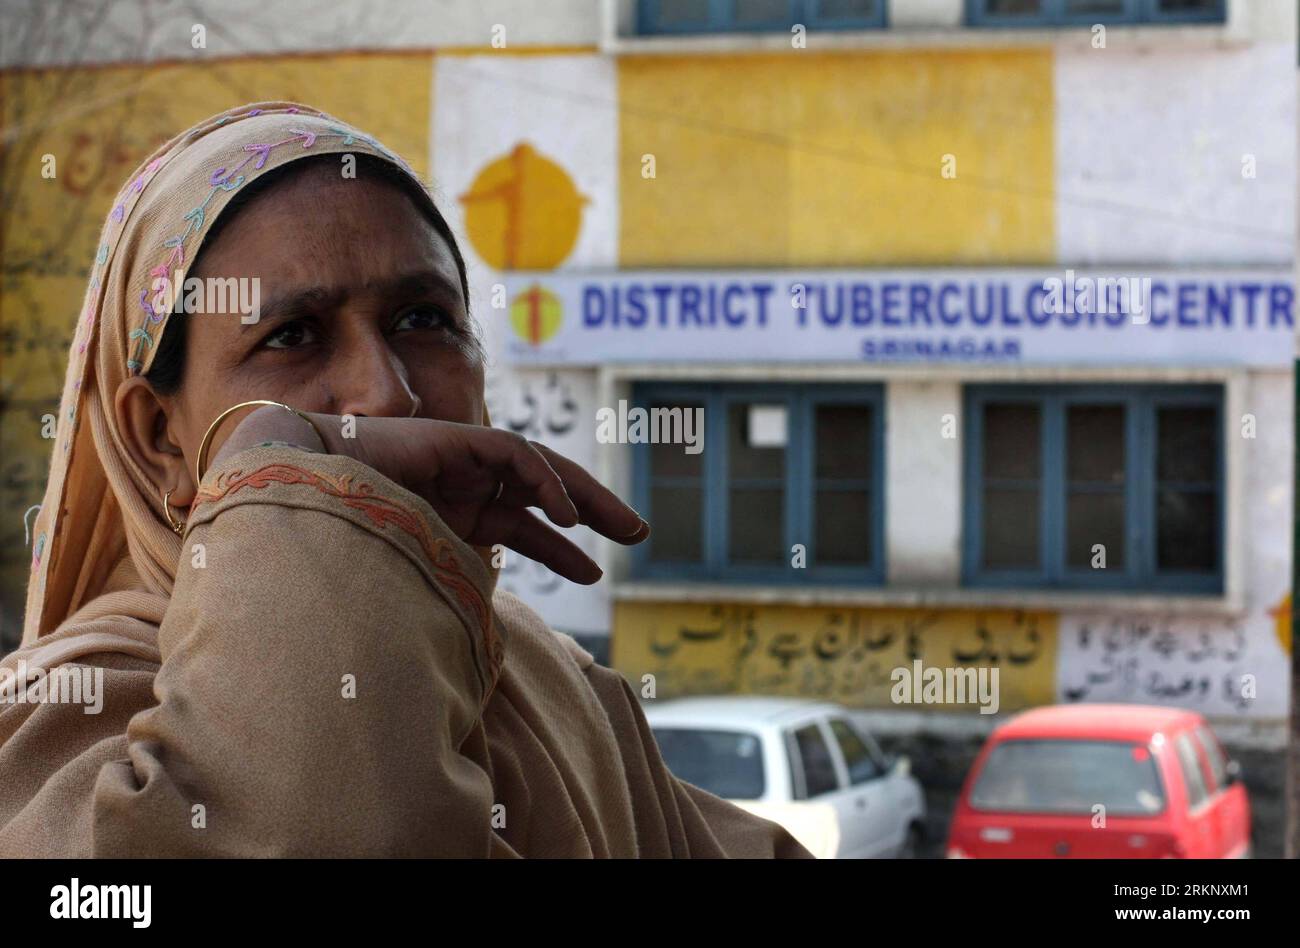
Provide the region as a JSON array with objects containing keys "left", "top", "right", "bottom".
[{"left": 898, "top": 824, "right": 924, "bottom": 859}]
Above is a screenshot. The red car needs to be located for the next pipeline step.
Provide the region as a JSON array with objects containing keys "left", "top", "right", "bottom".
[{"left": 947, "top": 704, "right": 1250, "bottom": 859}]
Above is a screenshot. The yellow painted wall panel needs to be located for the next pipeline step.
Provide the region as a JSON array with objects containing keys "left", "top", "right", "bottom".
[
  {"left": 618, "top": 50, "right": 1055, "bottom": 267},
  {"left": 612, "top": 601, "right": 1058, "bottom": 712},
  {"left": 0, "top": 53, "right": 432, "bottom": 635}
]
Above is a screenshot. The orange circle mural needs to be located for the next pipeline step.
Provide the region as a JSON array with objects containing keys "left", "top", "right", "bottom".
[
  {"left": 458, "top": 142, "right": 587, "bottom": 271},
  {"left": 1270, "top": 594, "right": 1292, "bottom": 655}
]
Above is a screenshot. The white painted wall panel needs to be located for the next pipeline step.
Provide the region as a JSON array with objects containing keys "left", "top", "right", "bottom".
[
  {"left": 886, "top": 380, "right": 963, "bottom": 585},
  {"left": 1055, "top": 43, "right": 1295, "bottom": 266},
  {"left": 434, "top": 54, "right": 617, "bottom": 635}
]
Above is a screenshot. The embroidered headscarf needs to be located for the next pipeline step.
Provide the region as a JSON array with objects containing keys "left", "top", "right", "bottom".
[{"left": 16, "top": 102, "right": 491, "bottom": 665}]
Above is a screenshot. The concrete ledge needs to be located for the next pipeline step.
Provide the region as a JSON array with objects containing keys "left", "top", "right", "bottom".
[
  {"left": 613, "top": 580, "right": 1248, "bottom": 617},
  {"left": 601, "top": 24, "right": 1254, "bottom": 57},
  {"left": 847, "top": 706, "right": 1287, "bottom": 749}
]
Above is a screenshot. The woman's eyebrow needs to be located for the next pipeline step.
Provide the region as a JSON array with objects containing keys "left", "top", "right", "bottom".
[
  {"left": 370, "top": 270, "right": 464, "bottom": 304},
  {"left": 243, "top": 270, "right": 462, "bottom": 332},
  {"left": 243, "top": 285, "right": 342, "bottom": 332}
]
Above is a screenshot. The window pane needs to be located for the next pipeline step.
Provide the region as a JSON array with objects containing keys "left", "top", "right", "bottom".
[
  {"left": 1157, "top": 406, "right": 1216, "bottom": 483},
  {"left": 816, "top": 0, "right": 876, "bottom": 18},
  {"left": 970, "top": 740, "right": 1165, "bottom": 816},
  {"left": 816, "top": 489, "right": 872, "bottom": 564},
  {"left": 830, "top": 720, "right": 881, "bottom": 784},
  {"left": 652, "top": 728, "right": 766, "bottom": 800},
  {"left": 729, "top": 488, "right": 784, "bottom": 563},
  {"left": 1066, "top": 491, "right": 1125, "bottom": 569},
  {"left": 1195, "top": 726, "right": 1227, "bottom": 791},
  {"left": 733, "top": 0, "right": 791, "bottom": 23},
  {"left": 1156, "top": 0, "right": 1218, "bottom": 12},
  {"left": 815, "top": 404, "right": 872, "bottom": 480},
  {"left": 1065, "top": 405, "right": 1126, "bottom": 569},
  {"left": 984, "top": 0, "right": 1044, "bottom": 14},
  {"left": 649, "top": 486, "right": 703, "bottom": 562},
  {"left": 982, "top": 488, "right": 1040, "bottom": 569},
  {"left": 1157, "top": 489, "right": 1216, "bottom": 571},
  {"left": 794, "top": 725, "right": 839, "bottom": 798},
  {"left": 658, "top": 0, "right": 711, "bottom": 26},
  {"left": 1176, "top": 734, "right": 1208, "bottom": 809},
  {"left": 983, "top": 403, "right": 1040, "bottom": 480},
  {"left": 729, "top": 403, "right": 784, "bottom": 479},
  {"left": 1064, "top": 0, "right": 1124, "bottom": 13},
  {"left": 1067, "top": 404, "right": 1125, "bottom": 484},
  {"left": 649, "top": 401, "right": 704, "bottom": 478}
]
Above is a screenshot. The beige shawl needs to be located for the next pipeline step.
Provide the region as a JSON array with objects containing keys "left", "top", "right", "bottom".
[{"left": 0, "top": 103, "right": 812, "bottom": 858}]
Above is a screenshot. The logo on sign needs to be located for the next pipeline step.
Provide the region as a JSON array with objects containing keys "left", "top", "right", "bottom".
[{"left": 510, "top": 283, "right": 563, "bottom": 346}]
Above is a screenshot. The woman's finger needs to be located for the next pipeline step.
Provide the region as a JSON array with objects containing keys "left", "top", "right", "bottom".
[
  {"left": 439, "top": 425, "right": 580, "bottom": 528},
  {"left": 531, "top": 443, "right": 648, "bottom": 544},
  {"left": 468, "top": 506, "right": 602, "bottom": 585}
]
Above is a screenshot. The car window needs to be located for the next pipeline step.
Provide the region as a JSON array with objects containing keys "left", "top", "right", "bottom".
[
  {"left": 829, "top": 719, "right": 882, "bottom": 784},
  {"left": 793, "top": 724, "right": 840, "bottom": 799},
  {"left": 651, "top": 728, "right": 766, "bottom": 800},
  {"left": 969, "top": 739, "right": 1165, "bottom": 816},
  {"left": 1175, "top": 732, "right": 1209, "bottom": 810},
  {"left": 1194, "top": 725, "right": 1227, "bottom": 792}
]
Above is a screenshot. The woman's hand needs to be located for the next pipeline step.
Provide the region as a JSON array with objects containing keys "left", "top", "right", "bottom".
[{"left": 209, "top": 407, "right": 648, "bottom": 585}]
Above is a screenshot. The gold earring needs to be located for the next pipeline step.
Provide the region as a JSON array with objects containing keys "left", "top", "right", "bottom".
[{"left": 162, "top": 488, "right": 186, "bottom": 536}]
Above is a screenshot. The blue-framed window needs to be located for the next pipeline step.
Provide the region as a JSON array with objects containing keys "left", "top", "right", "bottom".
[
  {"left": 963, "top": 384, "right": 1224, "bottom": 593},
  {"left": 966, "top": 0, "right": 1224, "bottom": 27},
  {"left": 638, "top": 0, "right": 886, "bottom": 35},
  {"left": 632, "top": 383, "right": 885, "bottom": 583}
]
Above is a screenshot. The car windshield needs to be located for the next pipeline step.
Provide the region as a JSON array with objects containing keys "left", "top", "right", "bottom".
[
  {"left": 970, "top": 739, "right": 1166, "bottom": 816},
  {"left": 651, "top": 727, "right": 766, "bottom": 800}
]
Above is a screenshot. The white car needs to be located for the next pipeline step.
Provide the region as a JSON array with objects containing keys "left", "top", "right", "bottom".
[{"left": 643, "top": 696, "right": 926, "bottom": 858}]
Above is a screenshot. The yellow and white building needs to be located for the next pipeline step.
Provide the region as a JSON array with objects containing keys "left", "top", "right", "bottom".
[{"left": 1, "top": 0, "right": 1293, "bottom": 730}]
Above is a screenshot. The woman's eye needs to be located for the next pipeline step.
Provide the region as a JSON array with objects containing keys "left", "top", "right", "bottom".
[
  {"left": 391, "top": 306, "right": 451, "bottom": 333},
  {"left": 262, "top": 320, "right": 316, "bottom": 350}
]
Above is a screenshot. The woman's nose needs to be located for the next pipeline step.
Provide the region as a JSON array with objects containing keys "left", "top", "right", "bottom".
[{"left": 331, "top": 339, "right": 418, "bottom": 419}]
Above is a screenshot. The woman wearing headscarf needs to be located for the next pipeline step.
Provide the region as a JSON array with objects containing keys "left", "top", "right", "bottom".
[{"left": 0, "top": 102, "right": 812, "bottom": 858}]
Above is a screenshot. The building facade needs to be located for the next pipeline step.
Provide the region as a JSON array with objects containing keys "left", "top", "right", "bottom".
[
  {"left": 1, "top": 0, "right": 1294, "bottom": 735},
  {"left": 482, "top": 1, "right": 1296, "bottom": 733}
]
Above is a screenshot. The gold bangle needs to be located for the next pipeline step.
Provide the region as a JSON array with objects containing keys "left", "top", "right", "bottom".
[{"left": 195, "top": 399, "right": 329, "bottom": 485}]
